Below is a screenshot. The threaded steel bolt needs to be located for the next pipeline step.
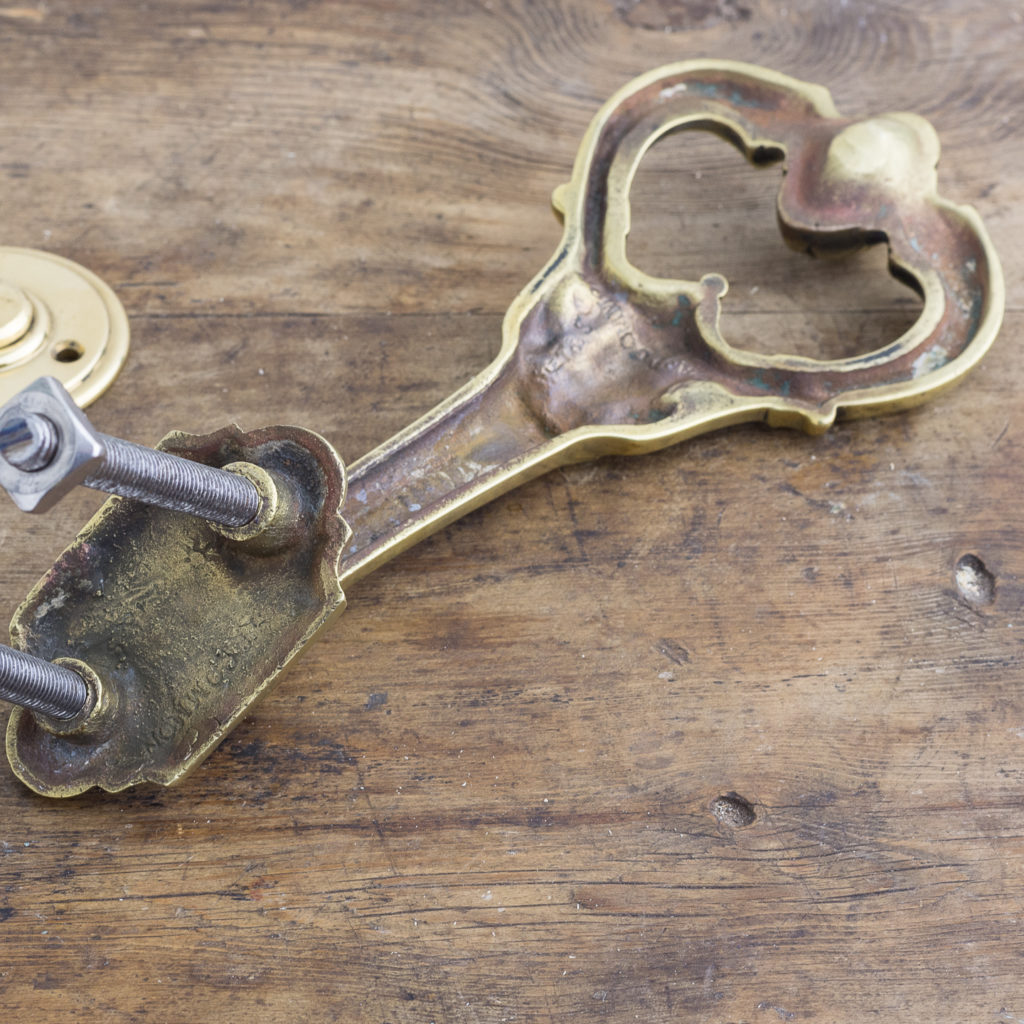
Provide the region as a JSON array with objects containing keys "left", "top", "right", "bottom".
[
  {"left": 0, "top": 644, "right": 88, "bottom": 720},
  {"left": 0, "top": 377, "right": 262, "bottom": 526},
  {"left": 83, "top": 435, "right": 260, "bottom": 526}
]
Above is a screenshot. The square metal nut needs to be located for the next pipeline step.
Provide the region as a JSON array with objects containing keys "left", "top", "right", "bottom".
[{"left": 0, "top": 377, "right": 105, "bottom": 512}]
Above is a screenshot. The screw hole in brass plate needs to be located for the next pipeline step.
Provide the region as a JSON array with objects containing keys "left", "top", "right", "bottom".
[{"left": 51, "top": 340, "right": 84, "bottom": 364}]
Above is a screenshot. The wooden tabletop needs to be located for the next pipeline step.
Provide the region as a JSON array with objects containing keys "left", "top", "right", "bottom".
[{"left": 1, "top": 2, "right": 1021, "bottom": 1020}]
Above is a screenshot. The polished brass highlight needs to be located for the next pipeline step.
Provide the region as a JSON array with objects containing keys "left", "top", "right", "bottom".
[
  {"left": 0, "top": 248, "right": 129, "bottom": 407},
  {"left": 3, "top": 61, "right": 1004, "bottom": 795}
]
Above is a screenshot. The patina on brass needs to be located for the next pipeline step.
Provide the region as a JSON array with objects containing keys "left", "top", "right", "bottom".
[
  {"left": 4, "top": 60, "right": 1004, "bottom": 795},
  {"left": 8, "top": 425, "right": 349, "bottom": 795}
]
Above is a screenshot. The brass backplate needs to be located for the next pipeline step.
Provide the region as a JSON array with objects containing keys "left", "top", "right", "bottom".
[{"left": 6, "top": 424, "right": 349, "bottom": 796}]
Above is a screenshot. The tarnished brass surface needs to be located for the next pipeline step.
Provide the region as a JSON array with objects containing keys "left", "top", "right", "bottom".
[
  {"left": 7, "top": 425, "right": 348, "bottom": 796},
  {"left": 3, "top": 60, "right": 1003, "bottom": 794},
  {"left": 0, "top": 247, "right": 129, "bottom": 408},
  {"left": 336, "top": 60, "right": 1002, "bottom": 585}
]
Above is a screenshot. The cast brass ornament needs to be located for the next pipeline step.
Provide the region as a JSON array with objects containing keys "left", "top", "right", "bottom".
[{"left": 0, "top": 61, "right": 1003, "bottom": 795}]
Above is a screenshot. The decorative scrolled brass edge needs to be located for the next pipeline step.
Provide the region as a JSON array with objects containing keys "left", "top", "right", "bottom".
[
  {"left": 342, "top": 60, "right": 1003, "bottom": 586},
  {"left": 530, "top": 59, "right": 1003, "bottom": 438}
]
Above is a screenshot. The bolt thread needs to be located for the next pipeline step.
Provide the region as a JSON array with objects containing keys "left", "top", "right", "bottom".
[
  {"left": 0, "top": 644, "right": 88, "bottom": 719},
  {"left": 87, "top": 436, "right": 261, "bottom": 528},
  {"left": 0, "top": 413, "right": 59, "bottom": 471}
]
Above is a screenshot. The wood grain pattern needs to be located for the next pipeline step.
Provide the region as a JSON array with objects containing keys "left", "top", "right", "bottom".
[{"left": 0, "top": 1, "right": 1022, "bottom": 1020}]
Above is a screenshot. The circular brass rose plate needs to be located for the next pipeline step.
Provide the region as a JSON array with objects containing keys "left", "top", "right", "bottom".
[{"left": 0, "top": 247, "right": 128, "bottom": 408}]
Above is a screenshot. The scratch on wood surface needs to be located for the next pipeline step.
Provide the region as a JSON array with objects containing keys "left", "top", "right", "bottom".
[
  {"left": 757, "top": 1003, "right": 796, "bottom": 1021},
  {"left": 0, "top": 6, "right": 44, "bottom": 21}
]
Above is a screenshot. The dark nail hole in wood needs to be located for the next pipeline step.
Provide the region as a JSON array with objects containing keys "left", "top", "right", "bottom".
[
  {"left": 955, "top": 554, "right": 995, "bottom": 605},
  {"left": 710, "top": 792, "right": 756, "bottom": 827}
]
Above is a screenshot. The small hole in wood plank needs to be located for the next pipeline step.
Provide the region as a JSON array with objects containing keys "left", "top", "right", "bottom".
[
  {"left": 710, "top": 792, "right": 756, "bottom": 827},
  {"left": 626, "top": 127, "right": 924, "bottom": 362},
  {"left": 955, "top": 553, "right": 995, "bottom": 605}
]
